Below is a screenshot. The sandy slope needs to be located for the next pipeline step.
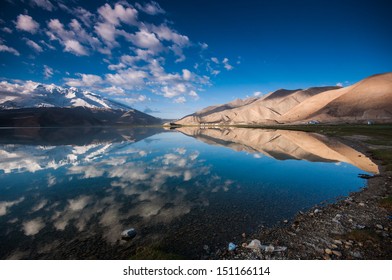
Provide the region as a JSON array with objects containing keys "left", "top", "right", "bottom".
[
  {"left": 177, "top": 127, "right": 379, "bottom": 174},
  {"left": 176, "top": 87, "right": 338, "bottom": 125},
  {"left": 279, "top": 73, "right": 392, "bottom": 123},
  {"left": 174, "top": 73, "right": 392, "bottom": 125}
]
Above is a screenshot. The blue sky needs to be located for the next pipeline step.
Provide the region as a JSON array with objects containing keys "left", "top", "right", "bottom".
[{"left": 0, "top": 0, "right": 391, "bottom": 118}]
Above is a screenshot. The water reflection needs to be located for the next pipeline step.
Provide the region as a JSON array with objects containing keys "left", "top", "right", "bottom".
[
  {"left": 176, "top": 127, "right": 378, "bottom": 174},
  {"left": 0, "top": 127, "right": 376, "bottom": 259}
]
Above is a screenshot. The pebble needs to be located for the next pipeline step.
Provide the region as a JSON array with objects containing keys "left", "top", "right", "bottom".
[
  {"left": 332, "top": 250, "right": 342, "bottom": 257},
  {"left": 359, "top": 202, "right": 365, "bottom": 207},
  {"left": 333, "top": 240, "right": 343, "bottom": 245},
  {"left": 323, "top": 254, "right": 331, "bottom": 260},
  {"left": 228, "top": 242, "right": 237, "bottom": 251},
  {"left": 331, "top": 244, "right": 338, "bottom": 249},
  {"left": 283, "top": 220, "right": 288, "bottom": 224},
  {"left": 376, "top": 224, "right": 383, "bottom": 230},
  {"left": 314, "top": 209, "right": 321, "bottom": 214},
  {"left": 242, "top": 232, "right": 246, "bottom": 238},
  {"left": 325, "top": 249, "right": 332, "bottom": 255},
  {"left": 351, "top": 251, "right": 362, "bottom": 259},
  {"left": 121, "top": 228, "right": 137, "bottom": 240}
]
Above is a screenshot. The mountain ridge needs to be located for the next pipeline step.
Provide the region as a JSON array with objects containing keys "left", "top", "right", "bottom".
[
  {"left": 0, "top": 81, "right": 161, "bottom": 127},
  {"left": 173, "top": 73, "right": 392, "bottom": 125}
]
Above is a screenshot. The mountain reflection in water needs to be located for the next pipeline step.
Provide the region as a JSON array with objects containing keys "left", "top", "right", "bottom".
[{"left": 0, "top": 127, "right": 376, "bottom": 259}]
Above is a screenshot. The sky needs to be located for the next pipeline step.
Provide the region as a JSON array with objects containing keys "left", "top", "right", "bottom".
[{"left": 0, "top": 0, "right": 391, "bottom": 119}]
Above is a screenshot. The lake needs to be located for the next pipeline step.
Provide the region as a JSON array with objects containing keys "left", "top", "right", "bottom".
[{"left": 0, "top": 127, "right": 377, "bottom": 259}]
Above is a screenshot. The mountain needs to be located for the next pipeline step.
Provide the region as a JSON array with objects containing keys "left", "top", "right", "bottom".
[
  {"left": 279, "top": 73, "right": 392, "bottom": 123},
  {"left": 173, "top": 73, "right": 392, "bottom": 125},
  {"left": 0, "top": 82, "right": 161, "bottom": 127},
  {"left": 176, "top": 127, "right": 379, "bottom": 174}
]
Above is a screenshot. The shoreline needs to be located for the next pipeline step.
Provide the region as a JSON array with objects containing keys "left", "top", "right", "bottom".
[{"left": 218, "top": 135, "right": 392, "bottom": 260}]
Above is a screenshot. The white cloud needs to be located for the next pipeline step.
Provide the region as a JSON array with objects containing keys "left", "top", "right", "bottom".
[
  {"left": 182, "top": 69, "right": 192, "bottom": 81},
  {"left": 2, "top": 27, "right": 12, "bottom": 33},
  {"left": 25, "top": 39, "right": 43, "bottom": 52},
  {"left": 43, "top": 65, "right": 53, "bottom": 79},
  {"left": 211, "top": 57, "right": 219, "bottom": 64},
  {"left": 0, "top": 197, "right": 24, "bottom": 216},
  {"left": 99, "top": 86, "right": 125, "bottom": 95},
  {"left": 94, "top": 22, "right": 117, "bottom": 43},
  {"left": 189, "top": 90, "right": 199, "bottom": 100},
  {"left": 127, "top": 29, "right": 162, "bottom": 52},
  {"left": 105, "top": 68, "right": 147, "bottom": 89},
  {"left": 73, "top": 7, "right": 96, "bottom": 27},
  {"left": 97, "top": 3, "right": 138, "bottom": 26},
  {"left": 64, "top": 39, "right": 88, "bottom": 56},
  {"left": 174, "top": 96, "right": 186, "bottom": 104},
  {"left": 47, "top": 18, "right": 100, "bottom": 56},
  {"left": 0, "top": 44, "right": 20, "bottom": 56},
  {"left": 151, "top": 24, "right": 189, "bottom": 47},
  {"left": 23, "top": 218, "right": 45, "bottom": 235},
  {"left": 119, "top": 94, "right": 147, "bottom": 104},
  {"left": 223, "top": 57, "right": 233, "bottom": 70},
  {"left": 136, "top": 1, "right": 165, "bottom": 15},
  {"left": 65, "top": 74, "right": 103, "bottom": 87},
  {"left": 30, "top": 0, "right": 55, "bottom": 11},
  {"left": 161, "top": 83, "right": 187, "bottom": 98},
  {"left": 253, "top": 91, "right": 262, "bottom": 97},
  {"left": 336, "top": 82, "right": 343, "bottom": 87},
  {"left": 199, "top": 42, "right": 208, "bottom": 49},
  {"left": 15, "top": 14, "right": 40, "bottom": 34},
  {"left": 170, "top": 44, "right": 185, "bottom": 62}
]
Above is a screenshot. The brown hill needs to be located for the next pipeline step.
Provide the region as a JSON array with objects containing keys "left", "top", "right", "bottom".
[
  {"left": 176, "top": 86, "right": 338, "bottom": 125},
  {"left": 173, "top": 73, "right": 392, "bottom": 125},
  {"left": 279, "top": 73, "right": 392, "bottom": 124}
]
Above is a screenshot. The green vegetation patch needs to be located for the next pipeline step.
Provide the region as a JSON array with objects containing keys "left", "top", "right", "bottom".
[
  {"left": 370, "top": 149, "right": 392, "bottom": 171},
  {"left": 130, "top": 245, "right": 184, "bottom": 260},
  {"left": 343, "top": 229, "right": 381, "bottom": 243},
  {"left": 379, "top": 196, "right": 392, "bottom": 211}
]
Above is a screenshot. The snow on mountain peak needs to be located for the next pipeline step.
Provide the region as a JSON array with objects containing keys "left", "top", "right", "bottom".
[{"left": 0, "top": 80, "right": 131, "bottom": 111}]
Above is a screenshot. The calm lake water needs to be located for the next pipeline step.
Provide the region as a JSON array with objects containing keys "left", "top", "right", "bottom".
[{"left": 0, "top": 127, "right": 377, "bottom": 259}]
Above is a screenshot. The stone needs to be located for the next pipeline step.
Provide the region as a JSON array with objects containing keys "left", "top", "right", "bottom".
[
  {"left": 242, "top": 232, "right": 246, "bottom": 238},
  {"left": 351, "top": 251, "right": 362, "bottom": 259},
  {"left": 121, "top": 228, "right": 137, "bottom": 240},
  {"left": 283, "top": 220, "right": 288, "bottom": 224},
  {"left": 332, "top": 250, "right": 342, "bottom": 257},
  {"left": 325, "top": 248, "right": 332, "bottom": 255},
  {"left": 323, "top": 254, "right": 331, "bottom": 260},
  {"left": 331, "top": 244, "right": 338, "bottom": 249},
  {"left": 314, "top": 209, "right": 321, "bottom": 214},
  {"left": 228, "top": 242, "right": 237, "bottom": 251},
  {"left": 246, "top": 239, "right": 261, "bottom": 250},
  {"left": 376, "top": 224, "right": 383, "bottom": 230},
  {"left": 333, "top": 240, "right": 343, "bottom": 245},
  {"left": 359, "top": 202, "right": 365, "bottom": 207}
]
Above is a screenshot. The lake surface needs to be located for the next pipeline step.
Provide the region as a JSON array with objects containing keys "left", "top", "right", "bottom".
[{"left": 0, "top": 127, "right": 377, "bottom": 259}]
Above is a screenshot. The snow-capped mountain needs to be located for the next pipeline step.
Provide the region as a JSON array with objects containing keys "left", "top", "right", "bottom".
[
  {"left": 0, "top": 81, "right": 131, "bottom": 110},
  {"left": 0, "top": 81, "right": 161, "bottom": 127}
]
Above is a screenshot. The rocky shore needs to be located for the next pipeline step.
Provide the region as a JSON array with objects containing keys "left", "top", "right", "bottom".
[{"left": 219, "top": 137, "right": 392, "bottom": 260}]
